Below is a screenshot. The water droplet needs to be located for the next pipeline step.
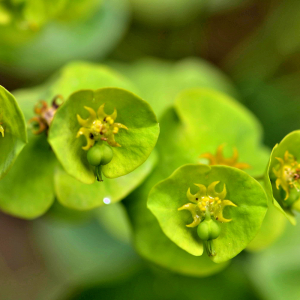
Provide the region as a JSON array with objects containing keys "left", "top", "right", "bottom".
[{"left": 103, "top": 197, "right": 111, "bottom": 204}]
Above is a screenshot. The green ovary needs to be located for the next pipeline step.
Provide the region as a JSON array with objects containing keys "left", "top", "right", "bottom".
[{"left": 76, "top": 104, "right": 128, "bottom": 150}]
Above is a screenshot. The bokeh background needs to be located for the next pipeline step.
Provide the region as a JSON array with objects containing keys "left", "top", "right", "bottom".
[{"left": 1, "top": 0, "right": 300, "bottom": 299}]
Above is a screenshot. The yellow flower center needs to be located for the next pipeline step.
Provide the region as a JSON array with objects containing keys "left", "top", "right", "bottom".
[
  {"left": 178, "top": 181, "right": 237, "bottom": 228},
  {"left": 200, "top": 144, "right": 250, "bottom": 170},
  {"left": 273, "top": 150, "right": 300, "bottom": 200},
  {"left": 76, "top": 104, "right": 128, "bottom": 151}
]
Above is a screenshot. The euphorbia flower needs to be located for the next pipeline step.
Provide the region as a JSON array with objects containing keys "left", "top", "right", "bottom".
[
  {"left": 200, "top": 144, "right": 250, "bottom": 170},
  {"left": 273, "top": 150, "right": 300, "bottom": 200},
  {"left": 76, "top": 104, "right": 128, "bottom": 150},
  {"left": 178, "top": 181, "right": 237, "bottom": 227}
]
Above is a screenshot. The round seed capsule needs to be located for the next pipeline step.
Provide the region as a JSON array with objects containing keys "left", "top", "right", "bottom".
[
  {"left": 209, "top": 220, "right": 221, "bottom": 240},
  {"left": 197, "top": 218, "right": 221, "bottom": 241},
  {"left": 87, "top": 143, "right": 103, "bottom": 166},
  {"left": 197, "top": 221, "right": 210, "bottom": 241},
  {"left": 100, "top": 144, "right": 113, "bottom": 165},
  {"left": 87, "top": 143, "right": 113, "bottom": 166}
]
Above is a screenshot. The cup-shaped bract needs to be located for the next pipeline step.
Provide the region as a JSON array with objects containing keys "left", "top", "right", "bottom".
[
  {"left": 48, "top": 88, "right": 159, "bottom": 184},
  {"left": 54, "top": 151, "right": 157, "bottom": 210},
  {"left": 123, "top": 87, "right": 271, "bottom": 272},
  {"left": 173, "top": 88, "right": 269, "bottom": 178},
  {"left": 246, "top": 198, "right": 286, "bottom": 252},
  {"left": 1, "top": 62, "right": 156, "bottom": 219},
  {"left": 264, "top": 130, "right": 300, "bottom": 225},
  {"left": 0, "top": 133, "right": 57, "bottom": 219},
  {"left": 246, "top": 214, "right": 300, "bottom": 300},
  {"left": 0, "top": 0, "right": 130, "bottom": 78},
  {"left": 0, "top": 86, "right": 27, "bottom": 180},
  {"left": 111, "top": 57, "right": 239, "bottom": 120},
  {"left": 148, "top": 164, "right": 268, "bottom": 263},
  {"left": 124, "top": 177, "right": 229, "bottom": 277}
]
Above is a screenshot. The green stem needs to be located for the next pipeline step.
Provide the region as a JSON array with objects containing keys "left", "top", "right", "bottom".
[
  {"left": 203, "top": 208, "right": 216, "bottom": 256},
  {"left": 205, "top": 206, "right": 211, "bottom": 221},
  {"left": 96, "top": 165, "right": 103, "bottom": 182},
  {"left": 205, "top": 240, "right": 216, "bottom": 257}
]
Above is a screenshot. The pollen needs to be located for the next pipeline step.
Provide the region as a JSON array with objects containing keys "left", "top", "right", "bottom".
[
  {"left": 178, "top": 181, "right": 237, "bottom": 227},
  {"left": 76, "top": 103, "right": 128, "bottom": 150},
  {"left": 200, "top": 144, "right": 250, "bottom": 170},
  {"left": 273, "top": 150, "right": 300, "bottom": 200}
]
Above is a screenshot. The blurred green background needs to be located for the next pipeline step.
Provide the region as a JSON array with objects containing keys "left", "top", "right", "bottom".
[{"left": 1, "top": 0, "right": 300, "bottom": 299}]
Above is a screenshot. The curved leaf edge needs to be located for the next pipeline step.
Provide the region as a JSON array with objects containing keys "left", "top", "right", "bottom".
[
  {"left": 48, "top": 87, "right": 160, "bottom": 183},
  {"left": 263, "top": 130, "right": 300, "bottom": 225}
]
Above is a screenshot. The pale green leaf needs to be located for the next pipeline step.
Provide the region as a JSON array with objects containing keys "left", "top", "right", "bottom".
[{"left": 0, "top": 85, "right": 27, "bottom": 180}]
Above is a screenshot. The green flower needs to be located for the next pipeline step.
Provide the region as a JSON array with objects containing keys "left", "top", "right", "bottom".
[
  {"left": 200, "top": 144, "right": 250, "bottom": 170},
  {"left": 148, "top": 164, "right": 268, "bottom": 263},
  {"left": 273, "top": 150, "right": 300, "bottom": 200},
  {"left": 178, "top": 181, "right": 237, "bottom": 227},
  {"left": 76, "top": 104, "right": 128, "bottom": 150},
  {"left": 178, "top": 181, "right": 237, "bottom": 257}
]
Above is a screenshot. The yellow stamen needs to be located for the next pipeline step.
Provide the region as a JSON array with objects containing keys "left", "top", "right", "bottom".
[
  {"left": 76, "top": 104, "right": 127, "bottom": 150},
  {"left": 178, "top": 181, "right": 236, "bottom": 227},
  {"left": 273, "top": 150, "right": 300, "bottom": 200}
]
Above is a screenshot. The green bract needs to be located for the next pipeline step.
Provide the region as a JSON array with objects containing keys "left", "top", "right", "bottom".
[
  {"left": 48, "top": 61, "right": 138, "bottom": 99},
  {"left": 173, "top": 88, "right": 269, "bottom": 178},
  {"left": 0, "top": 62, "right": 157, "bottom": 219},
  {"left": 246, "top": 198, "right": 286, "bottom": 252},
  {"left": 0, "top": 133, "right": 56, "bottom": 219},
  {"left": 111, "top": 57, "right": 239, "bottom": 119},
  {"left": 54, "top": 152, "right": 157, "bottom": 210},
  {"left": 148, "top": 164, "right": 268, "bottom": 263},
  {"left": 0, "top": 0, "right": 102, "bottom": 31},
  {"left": 138, "top": 87, "right": 269, "bottom": 186},
  {"left": 246, "top": 215, "right": 300, "bottom": 300},
  {"left": 0, "top": 0, "right": 129, "bottom": 77},
  {"left": 124, "top": 180, "right": 229, "bottom": 277},
  {"left": 13, "top": 62, "right": 138, "bottom": 122},
  {"left": 0, "top": 85, "right": 27, "bottom": 180},
  {"left": 95, "top": 202, "right": 132, "bottom": 243},
  {"left": 264, "top": 130, "right": 300, "bottom": 225},
  {"left": 48, "top": 88, "right": 159, "bottom": 184},
  {"left": 123, "top": 87, "right": 271, "bottom": 272}
]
